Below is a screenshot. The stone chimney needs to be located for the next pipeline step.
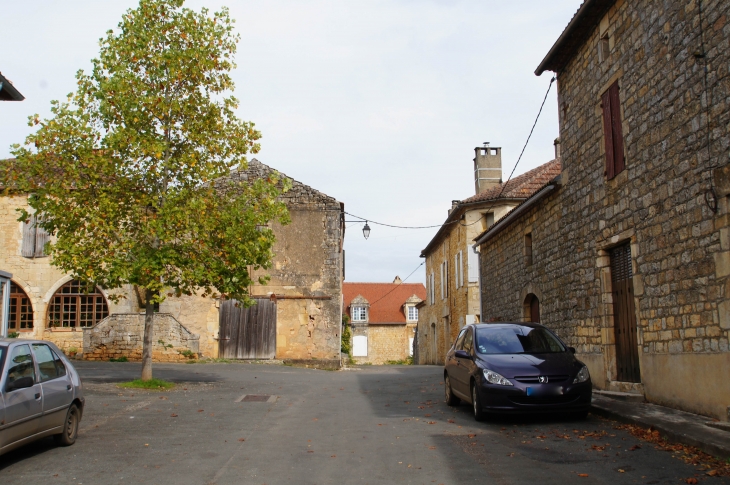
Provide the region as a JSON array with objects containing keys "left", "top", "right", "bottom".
[
  {"left": 473, "top": 143, "right": 502, "bottom": 194},
  {"left": 554, "top": 138, "right": 561, "bottom": 159}
]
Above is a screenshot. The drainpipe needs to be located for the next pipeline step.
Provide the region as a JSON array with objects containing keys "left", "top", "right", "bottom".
[{"left": 0, "top": 270, "right": 12, "bottom": 337}]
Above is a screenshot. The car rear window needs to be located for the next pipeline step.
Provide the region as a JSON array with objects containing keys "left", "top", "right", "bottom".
[{"left": 475, "top": 326, "right": 565, "bottom": 354}]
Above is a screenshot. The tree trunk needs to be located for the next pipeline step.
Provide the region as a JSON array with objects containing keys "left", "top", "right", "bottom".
[{"left": 141, "top": 288, "right": 155, "bottom": 381}]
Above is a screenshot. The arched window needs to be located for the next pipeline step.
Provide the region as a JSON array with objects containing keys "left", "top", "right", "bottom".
[
  {"left": 47, "top": 280, "right": 109, "bottom": 329},
  {"left": 9, "top": 282, "right": 34, "bottom": 332}
]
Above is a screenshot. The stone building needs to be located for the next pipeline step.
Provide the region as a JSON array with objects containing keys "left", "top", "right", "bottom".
[
  {"left": 343, "top": 278, "right": 425, "bottom": 364},
  {"left": 0, "top": 159, "right": 345, "bottom": 368},
  {"left": 474, "top": 0, "right": 730, "bottom": 420},
  {"left": 415, "top": 145, "right": 561, "bottom": 364}
]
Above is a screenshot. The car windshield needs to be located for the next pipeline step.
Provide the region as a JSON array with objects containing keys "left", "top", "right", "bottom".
[{"left": 475, "top": 326, "right": 565, "bottom": 354}]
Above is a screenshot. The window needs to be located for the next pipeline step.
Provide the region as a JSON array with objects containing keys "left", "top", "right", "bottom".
[
  {"left": 454, "top": 251, "right": 463, "bottom": 289},
  {"left": 481, "top": 212, "right": 495, "bottom": 232},
  {"left": 21, "top": 214, "right": 50, "bottom": 258},
  {"left": 351, "top": 306, "right": 367, "bottom": 322},
  {"left": 429, "top": 273, "right": 435, "bottom": 304},
  {"left": 454, "top": 328, "right": 467, "bottom": 350},
  {"left": 5, "top": 344, "right": 35, "bottom": 391},
  {"left": 602, "top": 80, "right": 625, "bottom": 179},
  {"left": 468, "top": 249, "right": 479, "bottom": 283},
  {"left": 440, "top": 261, "right": 448, "bottom": 299},
  {"left": 598, "top": 33, "right": 610, "bottom": 62},
  {"left": 462, "top": 328, "right": 473, "bottom": 353},
  {"left": 32, "top": 344, "right": 66, "bottom": 382},
  {"left": 525, "top": 233, "right": 533, "bottom": 266},
  {"left": 47, "top": 280, "right": 109, "bottom": 328},
  {"left": 9, "top": 282, "right": 33, "bottom": 331},
  {"left": 407, "top": 305, "right": 418, "bottom": 322}
]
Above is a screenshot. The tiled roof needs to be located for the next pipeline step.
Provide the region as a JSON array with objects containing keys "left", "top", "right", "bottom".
[
  {"left": 420, "top": 158, "right": 561, "bottom": 257},
  {"left": 462, "top": 159, "right": 561, "bottom": 203},
  {"left": 535, "top": 0, "right": 616, "bottom": 75},
  {"left": 343, "top": 282, "right": 426, "bottom": 324}
]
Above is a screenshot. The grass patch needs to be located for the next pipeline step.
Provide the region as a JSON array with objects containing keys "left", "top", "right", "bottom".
[
  {"left": 117, "top": 378, "right": 175, "bottom": 390},
  {"left": 184, "top": 357, "right": 232, "bottom": 364},
  {"left": 109, "top": 356, "right": 129, "bottom": 362}
]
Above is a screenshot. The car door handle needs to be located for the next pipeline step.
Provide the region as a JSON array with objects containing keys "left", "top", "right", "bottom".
[
  {"left": 34, "top": 393, "right": 41, "bottom": 400},
  {"left": 67, "top": 385, "right": 72, "bottom": 391}
]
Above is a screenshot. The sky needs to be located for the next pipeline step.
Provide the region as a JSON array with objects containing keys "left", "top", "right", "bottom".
[{"left": 0, "top": 0, "right": 580, "bottom": 285}]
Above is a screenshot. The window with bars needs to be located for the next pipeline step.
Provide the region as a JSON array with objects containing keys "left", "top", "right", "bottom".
[
  {"left": 9, "top": 282, "right": 34, "bottom": 331},
  {"left": 351, "top": 306, "right": 367, "bottom": 322},
  {"left": 47, "top": 280, "right": 109, "bottom": 328}
]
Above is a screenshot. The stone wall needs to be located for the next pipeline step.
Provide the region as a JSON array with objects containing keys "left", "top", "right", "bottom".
[
  {"left": 478, "top": 0, "right": 730, "bottom": 419},
  {"left": 82, "top": 313, "right": 200, "bottom": 362},
  {"left": 352, "top": 323, "right": 414, "bottom": 365}
]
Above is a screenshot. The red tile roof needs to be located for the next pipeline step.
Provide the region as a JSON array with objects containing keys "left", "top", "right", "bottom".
[
  {"left": 462, "top": 159, "right": 562, "bottom": 203},
  {"left": 343, "top": 282, "right": 426, "bottom": 324}
]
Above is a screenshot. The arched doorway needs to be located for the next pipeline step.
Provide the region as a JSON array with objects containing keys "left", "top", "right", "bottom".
[
  {"left": 524, "top": 294, "right": 540, "bottom": 323},
  {"left": 47, "top": 280, "right": 109, "bottom": 329},
  {"left": 9, "top": 282, "right": 34, "bottom": 332}
]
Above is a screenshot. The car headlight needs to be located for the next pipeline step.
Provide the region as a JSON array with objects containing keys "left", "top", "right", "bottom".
[
  {"left": 573, "top": 365, "right": 590, "bottom": 384},
  {"left": 482, "top": 369, "right": 513, "bottom": 386}
]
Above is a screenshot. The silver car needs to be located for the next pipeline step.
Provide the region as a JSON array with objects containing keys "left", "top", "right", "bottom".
[{"left": 0, "top": 338, "right": 84, "bottom": 456}]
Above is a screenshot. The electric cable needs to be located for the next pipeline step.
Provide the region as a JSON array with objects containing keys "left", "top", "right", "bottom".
[{"left": 365, "top": 261, "right": 425, "bottom": 307}]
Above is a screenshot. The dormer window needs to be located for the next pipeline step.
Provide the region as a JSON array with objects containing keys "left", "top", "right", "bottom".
[
  {"left": 350, "top": 294, "right": 370, "bottom": 323},
  {"left": 403, "top": 294, "right": 423, "bottom": 323}
]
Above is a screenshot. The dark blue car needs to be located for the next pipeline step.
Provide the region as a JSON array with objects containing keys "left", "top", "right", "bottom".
[{"left": 443, "top": 323, "right": 591, "bottom": 420}]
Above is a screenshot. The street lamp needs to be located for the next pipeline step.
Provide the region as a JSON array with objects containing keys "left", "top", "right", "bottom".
[{"left": 362, "top": 222, "right": 371, "bottom": 240}]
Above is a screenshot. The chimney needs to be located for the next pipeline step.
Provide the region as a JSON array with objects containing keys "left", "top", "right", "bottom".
[
  {"left": 473, "top": 142, "right": 502, "bottom": 194},
  {"left": 554, "top": 138, "right": 561, "bottom": 159},
  {"left": 393, "top": 276, "right": 402, "bottom": 284}
]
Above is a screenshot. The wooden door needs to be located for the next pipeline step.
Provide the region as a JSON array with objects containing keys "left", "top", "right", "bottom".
[
  {"left": 219, "top": 299, "right": 277, "bottom": 359},
  {"left": 610, "top": 244, "right": 640, "bottom": 382},
  {"left": 529, "top": 295, "right": 540, "bottom": 323}
]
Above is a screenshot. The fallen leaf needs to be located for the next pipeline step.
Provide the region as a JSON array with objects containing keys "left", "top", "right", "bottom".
[
  {"left": 331, "top": 455, "right": 336, "bottom": 458},
  {"left": 428, "top": 421, "right": 436, "bottom": 424},
  {"left": 468, "top": 434, "right": 476, "bottom": 438},
  {"left": 578, "top": 474, "right": 588, "bottom": 477},
  {"left": 618, "top": 469, "right": 625, "bottom": 473},
  {"left": 170, "top": 413, "right": 178, "bottom": 417},
  {"left": 447, "top": 419, "right": 455, "bottom": 423},
  {"left": 238, "top": 438, "right": 245, "bottom": 442},
  {"left": 685, "top": 479, "right": 698, "bottom": 484},
  {"left": 707, "top": 470, "right": 719, "bottom": 477}
]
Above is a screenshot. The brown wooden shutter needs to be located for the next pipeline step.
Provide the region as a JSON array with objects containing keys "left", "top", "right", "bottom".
[
  {"left": 21, "top": 215, "right": 36, "bottom": 258},
  {"left": 608, "top": 81, "right": 625, "bottom": 174},
  {"left": 602, "top": 88, "right": 615, "bottom": 179}
]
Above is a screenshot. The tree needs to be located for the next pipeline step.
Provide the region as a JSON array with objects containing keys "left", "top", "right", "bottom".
[{"left": 6, "top": 0, "right": 290, "bottom": 380}]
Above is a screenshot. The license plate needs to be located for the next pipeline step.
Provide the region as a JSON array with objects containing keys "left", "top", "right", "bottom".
[{"left": 526, "top": 386, "right": 563, "bottom": 397}]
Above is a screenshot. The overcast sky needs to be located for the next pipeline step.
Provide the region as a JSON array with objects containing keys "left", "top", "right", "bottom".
[{"left": 1, "top": 0, "right": 580, "bottom": 284}]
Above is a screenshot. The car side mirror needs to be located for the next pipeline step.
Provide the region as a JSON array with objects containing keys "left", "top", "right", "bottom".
[
  {"left": 568, "top": 347, "right": 576, "bottom": 354},
  {"left": 7, "top": 376, "right": 34, "bottom": 392},
  {"left": 455, "top": 350, "right": 471, "bottom": 359}
]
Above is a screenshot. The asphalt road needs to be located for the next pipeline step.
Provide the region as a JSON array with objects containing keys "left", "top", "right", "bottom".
[{"left": 1, "top": 362, "right": 726, "bottom": 485}]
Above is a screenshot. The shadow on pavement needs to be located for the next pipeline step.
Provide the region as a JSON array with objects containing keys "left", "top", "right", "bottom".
[{"left": 73, "top": 361, "right": 223, "bottom": 384}]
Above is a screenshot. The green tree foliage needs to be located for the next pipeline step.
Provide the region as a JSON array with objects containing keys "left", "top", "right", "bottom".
[{"left": 6, "top": 0, "right": 290, "bottom": 380}]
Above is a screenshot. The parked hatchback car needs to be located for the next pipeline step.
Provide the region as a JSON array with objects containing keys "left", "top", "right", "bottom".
[
  {"left": 444, "top": 323, "right": 591, "bottom": 420},
  {"left": 0, "top": 338, "right": 84, "bottom": 456}
]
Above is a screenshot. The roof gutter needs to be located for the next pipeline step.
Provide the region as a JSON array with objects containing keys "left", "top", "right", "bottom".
[
  {"left": 472, "top": 183, "right": 557, "bottom": 249},
  {"left": 0, "top": 74, "right": 25, "bottom": 101}
]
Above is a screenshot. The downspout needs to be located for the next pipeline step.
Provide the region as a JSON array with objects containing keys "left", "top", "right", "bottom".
[{"left": 474, "top": 245, "right": 483, "bottom": 323}]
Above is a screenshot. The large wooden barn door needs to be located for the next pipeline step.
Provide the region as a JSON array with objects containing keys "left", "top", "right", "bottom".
[
  {"left": 610, "top": 244, "right": 640, "bottom": 383},
  {"left": 219, "top": 299, "right": 277, "bottom": 359}
]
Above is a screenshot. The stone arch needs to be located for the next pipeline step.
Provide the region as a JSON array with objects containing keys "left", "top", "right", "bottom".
[
  {"left": 8, "top": 279, "right": 34, "bottom": 332},
  {"left": 520, "top": 284, "right": 544, "bottom": 323},
  {"left": 523, "top": 294, "right": 540, "bottom": 323}
]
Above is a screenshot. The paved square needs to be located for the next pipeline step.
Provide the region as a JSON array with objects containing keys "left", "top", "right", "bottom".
[{"left": 1, "top": 362, "right": 726, "bottom": 484}]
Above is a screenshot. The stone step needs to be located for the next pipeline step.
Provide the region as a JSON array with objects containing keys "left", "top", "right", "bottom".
[{"left": 593, "top": 389, "right": 645, "bottom": 403}]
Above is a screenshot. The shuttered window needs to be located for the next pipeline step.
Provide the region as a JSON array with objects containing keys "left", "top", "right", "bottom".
[
  {"left": 21, "top": 214, "right": 50, "bottom": 258},
  {"left": 601, "top": 80, "right": 625, "bottom": 180},
  {"left": 467, "top": 249, "right": 479, "bottom": 283}
]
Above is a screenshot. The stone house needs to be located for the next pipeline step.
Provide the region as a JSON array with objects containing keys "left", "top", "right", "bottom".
[
  {"left": 474, "top": 0, "right": 730, "bottom": 420},
  {"left": 415, "top": 145, "right": 561, "bottom": 364},
  {"left": 0, "top": 159, "right": 345, "bottom": 368},
  {"left": 343, "top": 278, "right": 425, "bottom": 364}
]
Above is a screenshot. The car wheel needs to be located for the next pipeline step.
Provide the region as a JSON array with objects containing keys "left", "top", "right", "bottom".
[
  {"left": 471, "top": 382, "right": 485, "bottom": 422},
  {"left": 444, "top": 374, "right": 460, "bottom": 406},
  {"left": 572, "top": 410, "right": 589, "bottom": 420},
  {"left": 54, "top": 404, "right": 80, "bottom": 446}
]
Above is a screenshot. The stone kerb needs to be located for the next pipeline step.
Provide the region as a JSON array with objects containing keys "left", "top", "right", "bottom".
[{"left": 82, "top": 313, "right": 200, "bottom": 362}]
